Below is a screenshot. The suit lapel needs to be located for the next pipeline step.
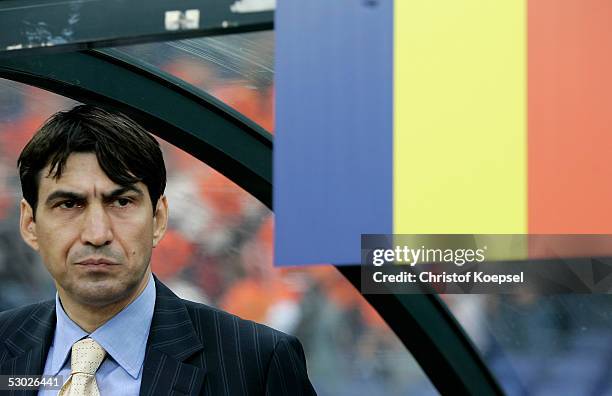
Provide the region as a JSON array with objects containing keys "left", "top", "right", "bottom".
[
  {"left": 140, "top": 278, "right": 206, "bottom": 396},
  {"left": 0, "top": 300, "right": 55, "bottom": 396}
]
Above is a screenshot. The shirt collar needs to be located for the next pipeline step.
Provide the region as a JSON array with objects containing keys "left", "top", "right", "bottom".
[{"left": 50, "top": 274, "right": 156, "bottom": 379}]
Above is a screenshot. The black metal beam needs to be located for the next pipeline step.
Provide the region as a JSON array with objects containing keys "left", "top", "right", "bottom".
[
  {"left": 0, "top": 0, "right": 273, "bottom": 58},
  {"left": 339, "top": 266, "right": 504, "bottom": 396}
]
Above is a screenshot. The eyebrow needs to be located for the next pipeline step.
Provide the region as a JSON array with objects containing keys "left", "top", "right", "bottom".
[
  {"left": 44, "top": 190, "right": 85, "bottom": 207},
  {"left": 44, "top": 186, "right": 144, "bottom": 206},
  {"left": 102, "top": 186, "right": 144, "bottom": 200}
]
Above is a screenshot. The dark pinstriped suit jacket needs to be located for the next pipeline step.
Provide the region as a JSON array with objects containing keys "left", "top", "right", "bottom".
[{"left": 0, "top": 277, "right": 317, "bottom": 395}]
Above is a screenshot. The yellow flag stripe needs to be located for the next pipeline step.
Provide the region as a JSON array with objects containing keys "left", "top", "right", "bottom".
[{"left": 394, "top": 0, "right": 527, "bottom": 236}]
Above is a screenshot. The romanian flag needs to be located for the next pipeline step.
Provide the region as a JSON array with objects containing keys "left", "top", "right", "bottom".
[{"left": 274, "top": 0, "right": 612, "bottom": 266}]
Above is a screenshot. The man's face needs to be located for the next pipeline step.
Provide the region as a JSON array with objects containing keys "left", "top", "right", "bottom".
[{"left": 19, "top": 152, "right": 168, "bottom": 307}]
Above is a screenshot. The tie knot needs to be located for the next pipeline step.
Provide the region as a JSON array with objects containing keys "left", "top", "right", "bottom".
[{"left": 71, "top": 338, "right": 106, "bottom": 375}]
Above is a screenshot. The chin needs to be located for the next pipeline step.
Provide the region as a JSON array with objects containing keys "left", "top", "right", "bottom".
[{"left": 70, "top": 279, "right": 137, "bottom": 307}]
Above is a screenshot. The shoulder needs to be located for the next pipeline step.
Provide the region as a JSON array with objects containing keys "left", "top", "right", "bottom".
[
  {"left": 0, "top": 300, "right": 53, "bottom": 339},
  {"left": 153, "top": 287, "right": 316, "bottom": 394},
  {"left": 179, "top": 299, "right": 312, "bottom": 389},
  {"left": 153, "top": 277, "right": 308, "bottom": 371}
]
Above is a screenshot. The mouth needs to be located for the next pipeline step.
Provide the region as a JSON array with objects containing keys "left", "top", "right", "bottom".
[{"left": 75, "top": 258, "right": 120, "bottom": 267}]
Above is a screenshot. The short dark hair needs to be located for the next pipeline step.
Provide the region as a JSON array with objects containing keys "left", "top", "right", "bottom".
[{"left": 18, "top": 105, "right": 166, "bottom": 218}]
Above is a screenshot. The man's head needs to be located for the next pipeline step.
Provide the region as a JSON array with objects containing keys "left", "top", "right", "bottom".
[{"left": 17, "top": 105, "right": 169, "bottom": 308}]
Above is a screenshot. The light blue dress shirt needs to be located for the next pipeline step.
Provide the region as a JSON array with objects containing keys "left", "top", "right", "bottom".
[{"left": 39, "top": 274, "right": 156, "bottom": 396}]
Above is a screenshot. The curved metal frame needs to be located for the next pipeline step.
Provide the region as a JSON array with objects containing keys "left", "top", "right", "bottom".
[{"left": 0, "top": 50, "right": 503, "bottom": 396}]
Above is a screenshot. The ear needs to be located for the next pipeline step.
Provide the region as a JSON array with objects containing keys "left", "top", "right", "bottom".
[
  {"left": 152, "top": 195, "right": 169, "bottom": 248},
  {"left": 19, "top": 198, "right": 39, "bottom": 251}
]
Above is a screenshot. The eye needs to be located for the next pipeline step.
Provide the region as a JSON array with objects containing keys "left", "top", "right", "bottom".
[
  {"left": 112, "top": 197, "right": 132, "bottom": 207},
  {"left": 58, "top": 200, "right": 81, "bottom": 209}
]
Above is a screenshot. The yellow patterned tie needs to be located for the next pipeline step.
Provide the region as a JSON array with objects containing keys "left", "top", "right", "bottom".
[{"left": 58, "top": 338, "right": 106, "bottom": 396}]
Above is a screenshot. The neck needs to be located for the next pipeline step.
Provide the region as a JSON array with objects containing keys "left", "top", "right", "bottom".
[{"left": 58, "top": 273, "right": 151, "bottom": 333}]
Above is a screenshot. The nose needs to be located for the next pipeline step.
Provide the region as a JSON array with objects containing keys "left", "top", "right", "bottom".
[{"left": 80, "top": 203, "right": 114, "bottom": 247}]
